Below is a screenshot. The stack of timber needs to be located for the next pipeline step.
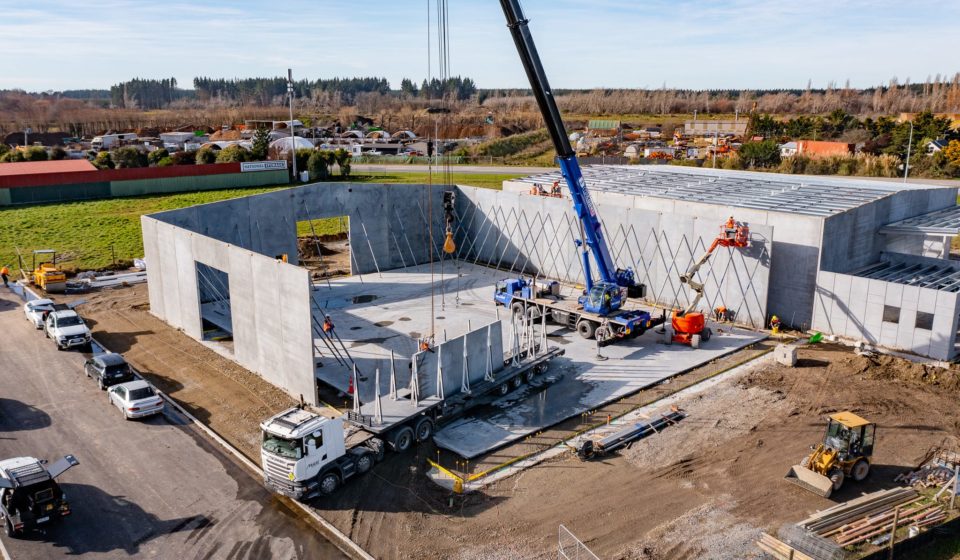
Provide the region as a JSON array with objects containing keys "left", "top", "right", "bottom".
[
  {"left": 896, "top": 449, "right": 960, "bottom": 489},
  {"left": 757, "top": 532, "right": 817, "bottom": 560},
  {"left": 798, "top": 487, "right": 946, "bottom": 548}
]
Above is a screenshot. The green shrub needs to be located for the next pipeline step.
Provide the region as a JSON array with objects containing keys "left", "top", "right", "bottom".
[
  {"left": 334, "top": 148, "right": 352, "bottom": 177},
  {"left": 147, "top": 148, "right": 169, "bottom": 165},
  {"left": 113, "top": 146, "right": 148, "bottom": 168},
  {"left": 0, "top": 149, "right": 25, "bottom": 163},
  {"left": 50, "top": 146, "right": 67, "bottom": 160},
  {"left": 477, "top": 129, "right": 549, "bottom": 157},
  {"left": 738, "top": 140, "right": 781, "bottom": 168},
  {"left": 293, "top": 148, "right": 313, "bottom": 174},
  {"left": 307, "top": 150, "right": 331, "bottom": 180},
  {"left": 172, "top": 151, "right": 196, "bottom": 165},
  {"left": 157, "top": 156, "right": 174, "bottom": 167},
  {"left": 195, "top": 147, "right": 217, "bottom": 164},
  {"left": 24, "top": 146, "right": 48, "bottom": 162},
  {"left": 93, "top": 151, "right": 114, "bottom": 169}
]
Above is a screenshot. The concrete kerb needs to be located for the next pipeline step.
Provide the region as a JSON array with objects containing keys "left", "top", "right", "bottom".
[
  {"left": 13, "top": 282, "right": 375, "bottom": 560},
  {"left": 428, "top": 346, "right": 776, "bottom": 494}
]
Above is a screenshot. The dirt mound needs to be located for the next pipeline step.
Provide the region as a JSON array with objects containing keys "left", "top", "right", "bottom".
[
  {"left": 210, "top": 129, "right": 242, "bottom": 141},
  {"left": 298, "top": 234, "right": 347, "bottom": 259},
  {"left": 827, "top": 353, "right": 960, "bottom": 390}
]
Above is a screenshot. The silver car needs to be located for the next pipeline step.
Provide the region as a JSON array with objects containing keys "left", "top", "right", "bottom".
[{"left": 107, "top": 380, "right": 164, "bottom": 420}]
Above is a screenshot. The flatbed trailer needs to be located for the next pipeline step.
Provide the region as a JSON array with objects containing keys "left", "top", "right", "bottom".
[
  {"left": 261, "top": 346, "right": 564, "bottom": 499},
  {"left": 499, "top": 291, "right": 666, "bottom": 346}
]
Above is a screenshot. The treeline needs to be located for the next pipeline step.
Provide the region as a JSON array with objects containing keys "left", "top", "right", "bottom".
[
  {"left": 399, "top": 76, "right": 477, "bottom": 100},
  {"left": 193, "top": 76, "right": 391, "bottom": 106},
  {"left": 109, "top": 78, "right": 191, "bottom": 109}
]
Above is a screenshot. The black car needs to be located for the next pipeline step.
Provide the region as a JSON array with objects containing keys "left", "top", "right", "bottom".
[{"left": 84, "top": 353, "right": 134, "bottom": 390}]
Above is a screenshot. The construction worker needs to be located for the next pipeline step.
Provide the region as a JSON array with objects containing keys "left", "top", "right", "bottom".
[
  {"left": 714, "top": 305, "right": 727, "bottom": 322},
  {"left": 724, "top": 216, "right": 737, "bottom": 239},
  {"left": 322, "top": 315, "right": 334, "bottom": 333},
  {"left": 419, "top": 337, "right": 435, "bottom": 353},
  {"left": 770, "top": 315, "right": 781, "bottom": 334},
  {"left": 0, "top": 265, "right": 8, "bottom": 288},
  {"left": 550, "top": 181, "right": 561, "bottom": 196}
]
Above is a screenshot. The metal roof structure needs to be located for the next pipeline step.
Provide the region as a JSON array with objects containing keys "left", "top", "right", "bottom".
[
  {"left": 879, "top": 205, "right": 960, "bottom": 235},
  {"left": 852, "top": 259, "right": 960, "bottom": 292},
  {"left": 516, "top": 165, "right": 937, "bottom": 218}
]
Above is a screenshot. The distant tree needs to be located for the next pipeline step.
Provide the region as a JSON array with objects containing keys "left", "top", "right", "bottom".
[
  {"left": 738, "top": 140, "right": 781, "bottom": 168},
  {"left": 93, "top": 151, "right": 114, "bottom": 169},
  {"left": 23, "top": 146, "right": 48, "bottom": 161},
  {"left": 293, "top": 148, "right": 313, "bottom": 175},
  {"left": 171, "top": 151, "right": 196, "bottom": 165},
  {"left": 944, "top": 140, "right": 960, "bottom": 167},
  {"left": 251, "top": 128, "right": 270, "bottom": 160},
  {"left": 0, "top": 143, "right": 11, "bottom": 157},
  {"left": 400, "top": 78, "right": 419, "bottom": 98},
  {"left": 195, "top": 147, "right": 217, "bottom": 165},
  {"left": 307, "top": 150, "right": 331, "bottom": 181},
  {"left": 215, "top": 145, "right": 251, "bottom": 163},
  {"left": 113, "top": 146, "right": 147, "bottom": 168},
  {"left": 333, "top": 148, "right": 352, "bottom": 177},
  {"left": 49, "top": 146, "right": 67, "bottom": 160},
  {"left": 147, "top": 148, "right": 169, "bottom": 166},
  {"left": 156, "top": 156, "right": 174, "bottom": 167}
]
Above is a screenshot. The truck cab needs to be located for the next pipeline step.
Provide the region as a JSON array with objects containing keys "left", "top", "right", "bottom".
[
  {"left": 260, "top": 408, "right": 378, "bottom": 500},
  {"left": 44, "top": 309, "right": 92, "bottom": 351},
  {"left": 0, "top": 455, "right": 78, "bottom": 538}
]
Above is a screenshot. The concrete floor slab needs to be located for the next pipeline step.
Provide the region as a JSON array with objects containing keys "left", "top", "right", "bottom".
[{"left": 312, "top": 262, "right": 765, "bottom": 457}]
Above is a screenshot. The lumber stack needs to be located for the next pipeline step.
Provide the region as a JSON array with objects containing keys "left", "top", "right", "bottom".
[
  {"left": 797, "top": 487, "right": 946, "bottom": 548},
  {"left": 896, "top": 449, "right": 960, "bottom": 488},
  {"left": 756, "top": 532, "right": 816, "bottom": 560}
]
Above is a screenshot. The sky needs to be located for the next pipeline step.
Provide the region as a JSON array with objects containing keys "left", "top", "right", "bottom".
[{"left": 1, "top": 0, "right": 958, "bottom": 92}]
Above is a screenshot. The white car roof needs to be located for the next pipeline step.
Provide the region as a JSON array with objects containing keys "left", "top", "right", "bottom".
[
  {"left": 115, "top": 379, "right": 150, "bottom": 391},
  {"left": 27, "top": 299, "right": 55, "bottom": 307},
  {"left": 50, "top": 309, "right": 79, "bottom": 318}
]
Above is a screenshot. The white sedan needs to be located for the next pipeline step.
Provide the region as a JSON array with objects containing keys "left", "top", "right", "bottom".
[
  {"left": 107, "top": 380, "right": 165, "bottom": 420},
  {"left": 23, "top": 299, "right": 56, "bottom": 329}
]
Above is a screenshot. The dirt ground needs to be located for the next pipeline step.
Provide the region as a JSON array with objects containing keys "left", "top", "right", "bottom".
[{"left": 68, "top": 284, "right": 960, "bottom": 560}]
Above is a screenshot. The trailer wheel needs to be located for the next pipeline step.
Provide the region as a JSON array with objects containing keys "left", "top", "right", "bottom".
[
  {"left": 524, "top": 369, "right": 535, "bottom": 383},
  {"left": 356, "top": 453, "right": 373, "bottom": 475},
  {"left": 414, "top": 417, "right": 434, "bottom": 442},
  {"left": 576, "top": 320, "right": 596, "bottom": 339},
  {"left": 690, "top": 334, "right": 701, "bottom": 349},
  {"left": 389, "top": 426, "right": 415, "bottom": 452},
  {"left": 498, "top": 383, "right": 510, "bottom": 396},
  {"left": 512, "top": 375, "right": 523, "bottom": 389},
  {"left": 319, "top": 472, "right": 340, "bottom": 495}
]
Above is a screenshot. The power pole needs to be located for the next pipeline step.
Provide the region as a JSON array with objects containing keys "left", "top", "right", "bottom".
[
  {"left": 903, "top": 121, "right": 914, "bottom": 183},
  {"left": 288, "top": 68, "right": 297, "bottom": 182}
]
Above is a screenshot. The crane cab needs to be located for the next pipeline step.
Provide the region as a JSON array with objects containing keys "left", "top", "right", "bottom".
[{"left": 579, "top": 282, "right": 624, "bottom": 315}]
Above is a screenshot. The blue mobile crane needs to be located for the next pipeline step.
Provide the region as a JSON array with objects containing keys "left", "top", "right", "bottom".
[{"left": 493, "top": 0, "right": 664, "bottom": 345}]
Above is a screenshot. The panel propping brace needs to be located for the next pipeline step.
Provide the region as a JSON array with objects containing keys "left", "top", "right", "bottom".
[
  {"left": 461, "top": 338, "right": 471, "bottom": 394},
  {"left": 389, "top": 350, "right": 398, "bottom": 400},
  {"left": 351, "top": 363, "right": 360, "bottom": 414},
  {"left": 485, "top": 324, "right": 495, "bottom": 382},
  {"left": 435, "top": 344, "right": 445, "bottom": 399},
  {"left": 374, "top": 367, "right": 383, "bottom": 425},
  {"left": 410, "top": 355, "right": 420, "bottom": 407}
]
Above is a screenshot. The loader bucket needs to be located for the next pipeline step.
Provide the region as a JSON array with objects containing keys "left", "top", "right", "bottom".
[{"left": 784, "top": 464, "right": 834, "bottom": 498}]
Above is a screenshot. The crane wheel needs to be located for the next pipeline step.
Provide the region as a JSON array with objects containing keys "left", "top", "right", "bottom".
[
  {"left": 852, "top": 460, "right": 870, "bottom": 482},
  {"left": 576, "top": 320, "right": 596, "bottom": 339},
  {"left": 511, "top": 302, "right": 525, "bottom": 317},
  {"left": 702, "top": 328, "right": 712, "bottom": 342},
  {"left": 690, "top": 334, "right": 701, "bottom": 349}
]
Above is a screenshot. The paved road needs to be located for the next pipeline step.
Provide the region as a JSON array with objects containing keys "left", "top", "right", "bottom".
[
  {"left": 0, "top": 289, "right": 346, "bottom": 559},
  {"left": 352, "top": 163, "right": 551, "bottom": 175}
]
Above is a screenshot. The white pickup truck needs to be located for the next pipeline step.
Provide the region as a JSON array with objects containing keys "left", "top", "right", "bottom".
[{"left": 43, "top": 310, "right": 92, "bottom": 351}]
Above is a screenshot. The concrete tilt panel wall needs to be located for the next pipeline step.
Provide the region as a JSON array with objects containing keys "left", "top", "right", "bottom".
[
  {"left": 143, "top": 182, "right": 449, "bottom": 404},
  {"left": 453, "top": 187, "right": 772, "bottom": 328}
]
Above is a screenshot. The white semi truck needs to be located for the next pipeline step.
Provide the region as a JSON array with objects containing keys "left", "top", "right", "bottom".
[{"left": 260, "top": 346, "right": 561, "bottom": 500}]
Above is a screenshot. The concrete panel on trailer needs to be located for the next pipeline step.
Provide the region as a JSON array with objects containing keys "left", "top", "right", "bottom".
[
  {"left": 309, "top": 261, "right": 766, "bottom": 459},
  {"left": 433, "top": 322, "right": 766, "bottom": 459}
]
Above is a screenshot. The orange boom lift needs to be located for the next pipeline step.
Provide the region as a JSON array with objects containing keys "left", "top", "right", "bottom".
[{"left": 671, "top": 217, "right": 750, "bottom": 347}]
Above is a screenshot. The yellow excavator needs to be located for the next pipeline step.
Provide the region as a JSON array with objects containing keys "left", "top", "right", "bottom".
[{"left": 785, "top": 412, "right": 876, "bottom": 498}]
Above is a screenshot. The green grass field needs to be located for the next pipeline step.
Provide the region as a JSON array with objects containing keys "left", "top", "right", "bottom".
[{"left": 0, "top": 172, "right": 521, "bottom": 273}]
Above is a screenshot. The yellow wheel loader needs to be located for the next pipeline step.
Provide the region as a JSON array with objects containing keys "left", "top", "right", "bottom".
[{"left": 785, "top": 412, "right": 876, "bottom": 498}]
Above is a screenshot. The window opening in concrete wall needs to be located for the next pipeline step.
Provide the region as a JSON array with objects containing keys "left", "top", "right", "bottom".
[
  {"left": 882, "top": 305, "right": 900, "bottom": 324},
  {"left": 196, "top": 262, "right": 232, "bottom": 342},
  {"left": 297, "top": 216, "right": 350, "bottom": 280},
  {"left": 915, "top": 311, "right": 935, "bottom": 331}
]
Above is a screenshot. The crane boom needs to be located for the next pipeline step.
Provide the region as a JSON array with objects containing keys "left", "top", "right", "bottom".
[{"left": 499, "top": 0, "right": 634, "bottom": 293}]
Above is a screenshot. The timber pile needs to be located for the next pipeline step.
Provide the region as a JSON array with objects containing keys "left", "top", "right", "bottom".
[
  {"left": 756, "top": 533, "right": 816, "bottom": 560},
  {"left": 797, "top": 487, "right": 946, "bottom": 548},
  {"left": 896, "top": 449, "right": 960, "bottom": 488}
]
